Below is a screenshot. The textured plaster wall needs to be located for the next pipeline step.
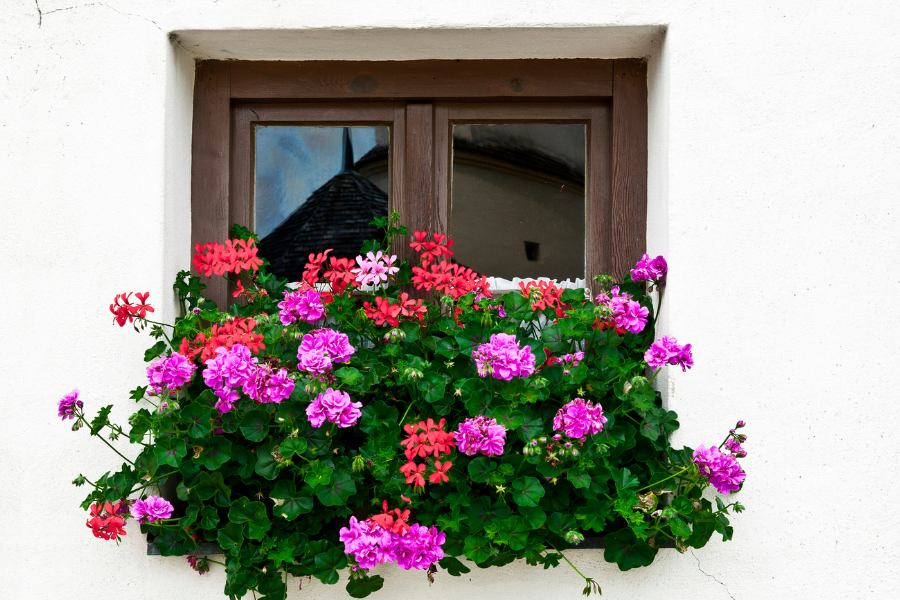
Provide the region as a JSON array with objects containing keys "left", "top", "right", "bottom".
[{"left": 1, "top": 1, "right": 898, "bottom": 599}]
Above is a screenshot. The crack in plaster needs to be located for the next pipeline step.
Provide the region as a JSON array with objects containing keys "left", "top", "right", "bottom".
[
  {"left": 38, "top": 3, "right": 163, "bottom": 33},
  {"left": 690, "top": 550, "right": 736, "bottom": 600}
]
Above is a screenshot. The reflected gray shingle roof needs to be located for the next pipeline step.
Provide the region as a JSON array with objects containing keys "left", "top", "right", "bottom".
[{"left": 258, "top": 170, "right": 388, "bottom": 282}]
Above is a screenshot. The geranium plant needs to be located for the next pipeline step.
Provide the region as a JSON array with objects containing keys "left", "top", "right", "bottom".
[{"left": 61, "top": 213, "right": 748, "bottom": 599}]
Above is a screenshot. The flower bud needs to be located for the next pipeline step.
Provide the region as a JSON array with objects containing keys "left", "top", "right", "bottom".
[
  {"left": 71, "top": 421, "right": 83, "bottom": 431},
  {"left": 735, "top": 420, "right": 746, "bottom": 429},
  {"left": 441, "top": 295, "right": 455, "bottom": 306},
  {"left": 192, "top": 307, "right": 201, "bottom": 315},
  {"left": 564, "top": 530, "right": 585, "bottom": 545},
  {"left": 570, "top": 449, "right": 579, "bottom": 457},
  {"left": 352, "top": 455, "right": 366, "bottom": 472},
  {"left": 72, "top": 475, "right": 86, "bottom": 487},
  {"left": 384, "top": 328, "right": 406, "bottom": 343},
  {"left": 538, "top": 436, "right": 548, "bottom": 444}
]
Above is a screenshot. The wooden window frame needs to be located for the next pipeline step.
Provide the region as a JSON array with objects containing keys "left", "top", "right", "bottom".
[{"left": 192, "top": 59, "right": 647, "bottom": 306}]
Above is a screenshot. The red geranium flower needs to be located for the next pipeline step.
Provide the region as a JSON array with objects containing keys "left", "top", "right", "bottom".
[{"left": 429, "top": 460, "right": 452, "bottom": 484}]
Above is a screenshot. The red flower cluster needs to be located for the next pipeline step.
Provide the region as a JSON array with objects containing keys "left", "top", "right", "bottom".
[
  {"left": 303, "top": 250, "right": 360, "bottom": 298},
  {"left": 400, "top": 419, "right": 455, "bottom": 487},
  {"left": 86, "top": 502, "right": 127, "bottom": 541},
  {"left": 110, "top": 292, "right": 154, "bottom": 327},
  {"left": 519, "top": 280, "right": 566, "bottom": 317},
  {"left": 179, "top": 317, "right": 265, "bottom": 363},
  {"left": 409, "top": 231, "right": 454, "bottom": 266},
  {"left": 592, "top": 318, "right": 626, "bottom": 335},
  {"left": 363, "top": 293, "right": 426, "bottom": 327},
  {"left": 368, "top": 500, "right": 411, "bottom": 534},
  {"left": 411, "top": 261, "right": 491, "bottom": 300},
  {"left": 192, "top": 239, "right": 264, "bottom": 278}
]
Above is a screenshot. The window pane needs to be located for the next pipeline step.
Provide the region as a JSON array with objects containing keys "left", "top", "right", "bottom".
[
  {"left": 255, "top": 126, "right": 389, "bottom": 281},
  {"left": 450, "top": 123, "right": 586, "bottom": 282}
]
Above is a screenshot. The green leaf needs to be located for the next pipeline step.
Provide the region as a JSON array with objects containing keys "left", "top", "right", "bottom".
[
  {"left": 152, "top": 526, "right": 197, "bottom": 556},
  {"left": 567, "top": 468, "right": 592, "bottom": 489},
  {"left": 346, "top": 574, "right": 384, "bottom": 598},
  {"left": 467, "top": 457, "right": 497, "bottom": 483},
  {"left": 314, "top": 470, "right": 357, "bottom": 506},
  {"left": 193, "top": 471, "right": 229, "bottom": 501},
  {"left": 89, "top": 405, "right": 113, "bottom": 436},
  {"left": 603, "top": 528, "right": 658, "bottom": 571},
  {"left": 491, "top": 406, "right": 525, "bottom": 430},
  {"left": 669, "top": 516, "right": 692, "bottom": 538},
  {"left": 279, "top": 437, "right": 308, "bottom": 459},
  {"left": 195, "top": 436, "right": 232, "bottom": 471},
  {"left": 304, "top": 460, "right": 333, "bottom": 488},
  {"left": 314, "top": 547, "right": 348, "bottom": 584},
  {"left": 673, "top": 496, "right": 694, "bottom": 516},
  {"left": 180, "top": 402, "right": 213, "bottom": 438},
  {"left": 335, "top": 366, "right": 362, "bottom": 386},
  {"left": 417, "top": 372, "right": 449, "bottom": 403},
  {"left": 463, "top": 535, "right": 493, "bottom": 564},
  {"left": 359, "top": 401, "right": 399, "bottom": 435},
  {"left": 498, "top": 517, "right": 530, "bottom": 550},
  {"left": 519, "top": 506, "right": 547, "bottom": 530},
  {"left": 512, "top": 477, "right": 546, "bottom": 507},
  {"left": 540, "top": 324, "right": 568, "bottom": 353},
  {"left": 217, "top": 522, "right": 244, "bottom": 552},
  {"left": 576, "top": 499, "right": 612, "bottom": 532},
  {"left": 227, "top": 497, "right": 271, "bottom": 540},
  {"left": 627, "top": 376, "right": 656, "bottom": 415},
  {"left": 688, "top": 519, "right": 715, "bottom": 548},
  {"left": 155, "top": 436, "right": 187, "bottom": 468},
  {"left": 200, "top": 505, "right": 220, "bottom": 530},
  {"left": 465, "top": 497, "right": 512, "bottom": 532},
  {"left": 255, "top": 441, "right": 280, "bottom": 480},
  {"left": 240, "top": 409, "right": 270, "bottom": 442},
  {"left": 438, "top": 556, "right": 471, "bottom": 576},
  {"left": 271, "top": 480, "right": 314, "bottom": 521},
  {"left": 143, "top": 341, "right": 167, "bottom": 362},
  {"left": 268, "top": 538, "right": 297, "bottom": 569},
  {"left": 547, "top": 512, "right": 577, "bottom": 535},
  {"left": 517, "top": 408, "right": 545, "bottom": 442},
  {"left": 611, "top": 466, "right": 640, "bottom": 489}
]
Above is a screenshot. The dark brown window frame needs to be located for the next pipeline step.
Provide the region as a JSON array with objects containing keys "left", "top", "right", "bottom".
[{"left": 192, "top": 59, "right": 647, "bottom": 306}]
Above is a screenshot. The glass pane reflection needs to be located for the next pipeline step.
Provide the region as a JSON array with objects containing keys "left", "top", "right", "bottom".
[
  {"left": 450, "top": 124, "right": 586, "bottom": 282},
  {"left": 255, "top": 126, "right": 389, "bottom": 282}
]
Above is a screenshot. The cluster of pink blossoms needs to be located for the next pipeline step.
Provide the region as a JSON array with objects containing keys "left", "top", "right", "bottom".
[
  {"left": 644, "top": 336, "right": 694, "bottom": 371},
  {"left": 553, "top": 398, "right": 608, "bottom": 439},
  {"left": 631, "top": 253, "right": 668, "bottom": 283},
  {"left": 306, "top": 388, "right": 362, "bottom": 428},
  {"left": 297, "top": 329, "right": 356, "bottom": 375},
  {"left": 352, "top": 251, "right": 400, "bottom": 286},
  {"left": 472, "top": 333, "right": 536, "bottom": 380},
  {"left": 693, "top": 444, "right": 746, "bottom": 495},
  {"left": 456, "top": 416, "right": 506, "bottom": 457},
  {"left": 548, "top": 351, "right": 585, "bottom": 375},
  {"left": 203, "top": 344, "right": 294, "bottom": 413},
  {"left": 597, "top": 286, "right": 649, "bottom": 334},
  {"left": 146, "top": 353, "right": 197, "bottom": 394},
  {"left": 278, "top": 289, "right": 325, "bottom": 325},
  {"left": 339, "top": 517, "right": 445, "bottom": 571},
  {"left": 130, "top": 496, "right": 174, "bottom": 524},
  {"left": 58, "top": 389, "right": 83, "bottom": 420}
]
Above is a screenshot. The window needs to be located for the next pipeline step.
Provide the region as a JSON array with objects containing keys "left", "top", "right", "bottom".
[{"left": 191, "top": 59, "right": 647, "bottom": 305}]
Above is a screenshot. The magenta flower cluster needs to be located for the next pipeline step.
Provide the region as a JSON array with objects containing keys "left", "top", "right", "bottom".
[
  {"left": 146, "top": 353, "right": 197, "bottom": 394},
  {"left": 597, "top": 286, "right": 649, "bottom": 334},
  {"left": 297, "top": 329, "right": 356, "bottom": 375},
  {"left": 203, "top": 344, "right": 294, "bottom": 413},
  {"left": 456, "top": 416, "right": 506, "bottom": 457},
  {"left": 130, "top": 496, "right": 174, "bottom": 523},
  {"left": 352, "top": 251, "right": 400, "bottom": 286},
  {"left": 472, "top": 333, "right": 536, "bottom": 380},
  {"left": 644, "top": 336, "right": 694, "bottom": 371},
  {"left": 58, "top": 389, "right": 83, "bottom": 420},
  {"left": 306, "top": 388, "right": 362, "bottom": 428},
  {"left": 557, "top": 351, "right": 584, "bottom": 375},
  {"left": 339, "top": 517, "right": 445, "bottom": 571},
  {"left": 631, "top": 253, "right": 668, "bottom": 282},
  {"left": 278, "top": 289, "right": 325, "bottom": 325},
  {"left": 692, "top": 445, "right": 746, "bottom": 495},
  {"left": 553, "top": 398, "right": 608, "bottom": 439}
]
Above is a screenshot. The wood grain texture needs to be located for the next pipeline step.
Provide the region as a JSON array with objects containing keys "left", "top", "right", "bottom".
[
  {"left": 611, "top": 59, "right": 648, "bottom": 281},
  {"left": 587, "top": 103, "right": 613, "bottom": 296},
  {"left": 191, "top": 60, "right": 231, "bottom": 308},
  {"left": 401, "top": 104, "right": 435, "bottom": 264},
  {"left": 229, "top": 60, "right": 613, "bottom": 100}
]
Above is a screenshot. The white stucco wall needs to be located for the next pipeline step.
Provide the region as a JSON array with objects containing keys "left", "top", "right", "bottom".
[{"left": 2, "top": 1, "right": 899, "bottom": 598}]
